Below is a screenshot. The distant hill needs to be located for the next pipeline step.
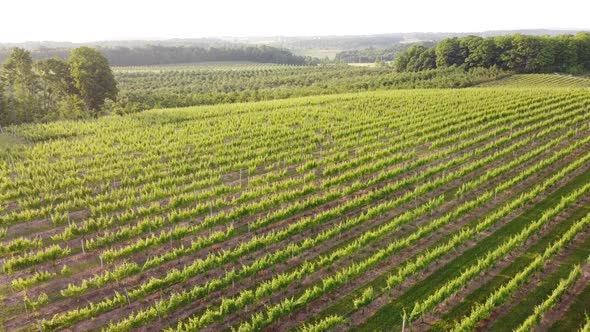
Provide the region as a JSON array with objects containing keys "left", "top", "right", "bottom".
[{"left": 1, "top": 30, "right": 586, "bottom": 52}]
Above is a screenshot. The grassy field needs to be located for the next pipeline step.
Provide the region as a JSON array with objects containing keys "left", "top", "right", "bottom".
[{"left": 1, "top": 77, "right": 590, "bottom": 331}]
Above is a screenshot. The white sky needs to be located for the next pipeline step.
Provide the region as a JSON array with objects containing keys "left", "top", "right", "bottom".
[{"left": 1, "top": 0, "right": 588, "bottom": 43}]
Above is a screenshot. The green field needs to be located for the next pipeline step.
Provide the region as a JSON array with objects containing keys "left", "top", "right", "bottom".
[{"left": 1, "top": 75, "right": 590, "bottom": 332}]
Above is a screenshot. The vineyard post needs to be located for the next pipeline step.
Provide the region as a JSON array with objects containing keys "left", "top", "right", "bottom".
[
  {"left": 23, "top": 297, "right": 28, "bottom": 314},
  {"left": 402, "top": 308, "right": 407, "bottom": 332},
  {"left": 100, "top": 256, "right": 104, "bottom": 269},
  {"left": 156, "top": 300, "right": 161, "bottom": 320},
  {"left": 81, "top": 239, "right": 85, "bottom": 254}
]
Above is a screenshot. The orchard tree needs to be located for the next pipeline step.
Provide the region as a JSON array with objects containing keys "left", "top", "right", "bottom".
[{"left": 68, "top": 47, "right": 117, "bottom": 116}]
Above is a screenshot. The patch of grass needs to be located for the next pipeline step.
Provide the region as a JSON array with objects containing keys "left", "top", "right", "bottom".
[{"left": 0, "top": 132, "right": 28, "bottom": 160}]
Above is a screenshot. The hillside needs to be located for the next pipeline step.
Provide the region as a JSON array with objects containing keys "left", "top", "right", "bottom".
[{"left": 1, "top": 86, "right": 590, "bottom": 331}]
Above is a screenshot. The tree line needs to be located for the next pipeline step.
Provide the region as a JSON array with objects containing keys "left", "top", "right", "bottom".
[
  {"left": 335, "top": 44, "right": 420, "bottom": 63},
  {"left": 0, "top": 47, "right": 117, "bottom": 126},
  {"left": 0, "top": 45, "right": 317, "bottom": 67},
  {"left": 395, "top": 33, "right": 590, "bottom": 73}
]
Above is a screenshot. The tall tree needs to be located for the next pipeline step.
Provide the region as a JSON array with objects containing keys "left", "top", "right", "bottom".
[
  {"left": 35, "top": 57, "right": 76, "bottom": 116},
  {"left": 395, "top": 45, "right": 434, "bottom": 72},
  {"left": 0, "top": 80, "right": 6, "bottom": 127},
  {"left": 416, "top": 48, "right": 437, "bottom": 71},
  {"left": 68, "top": 47, "right": 117, "bottom": 116},
  {"left": 435, "top": 38, "right": 464, "bottom": 68},
  {"left": 461, "top": 37, "right": 498, "bottom": 69},
  {"left": 1, "top": 48, "right": 39, "bottom": 123},
  {"left": 553, "top": 35, "right": 581, "bottom": 73},
  {"left": 574, "top": 32, "right": 590, "bottom": 70}
]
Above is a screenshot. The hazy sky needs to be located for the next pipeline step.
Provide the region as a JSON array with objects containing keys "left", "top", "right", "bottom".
[{"left": 2, "top": 0, "right": 588, "bottom": 42}]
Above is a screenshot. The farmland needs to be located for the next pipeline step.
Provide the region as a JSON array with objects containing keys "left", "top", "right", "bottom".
[
  {"left": 1, "top": 82, "right": 590, "bottom": 332},
  {"left": 477, "top": 74, "right": 590, "bottom": 88},
  {"left": 112, "top": 64, "right": 507, "bottom": 112}
]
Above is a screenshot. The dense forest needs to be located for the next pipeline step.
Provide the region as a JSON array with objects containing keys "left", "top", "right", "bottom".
[
  {"left": 395, "top": 33, "right": 590, "bottom": 73},
  {"left": 0, "top": 45, "right": 316, "bottom": 67}
]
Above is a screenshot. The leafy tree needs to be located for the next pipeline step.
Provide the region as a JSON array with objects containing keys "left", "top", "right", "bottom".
[
  {"left": 574, "top": 32, "right": 590, "bottom": 70},
  {"left": 68, "top": 47, "right": 117, "bottom": 116},
  {"left": 35, "top": 58, "right": 76, "bottom": 117},
  {"left": 395, "top": 45, "right": 434, "bottom": 72},
  {"left": 553, "top": 35, "right": 581, "bottom": 73},
  {"left": 416, "top": 48, "right": 437, "bottom": 71},
  {"left": 1, "top": 48, "right": 39, "bottom": 123},
  {"left": 462, "top": 37, "right": 498, "bottom": 69},
  {"left": 435, "top": 38, "right": 465, "bottom": 68}
]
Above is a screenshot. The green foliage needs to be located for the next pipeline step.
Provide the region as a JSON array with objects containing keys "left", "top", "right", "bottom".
[
  {"left": 12, "top": 270, "right": 56, "bottom": 291},
  {"left": 335, "top": 43, "right": 421, "bottom": 63},
  {"left": 353, "top": 287, "right": 374, "bottom": 309},
  {"left": 396, "top": 32, "right": 590, "bottom": 73},
  {"left": 3, "top": 88, "right": 590, "bottom": 331},
  {"left": 297, "top": 315, "right": 345, "bottom": 332},
  {"left": 395, "top": 45, "right": 436, "bottom": 72},
  {"left": 436, "top": 38, "right": 465, "bottom": 68},
  {"left": 24, "top": 292, "right": 49, "bottom": 311},
  {"left": 60, "top": 265, "right": 72, "bottom": 276},
  {"left": 68, "top": 47, "right": 118, "bottom": 115},
  {"left": 0, "top": 47, "right": 118, "bottom": 125},
  {"left": 114, "top": 65, "right": 506, "bottom": 112},
  {"left": 1, "top": 48, "right": 40, "bottom": 123},
  {"left": 0, "top": 44, "right": 315, "bottom": 67}
]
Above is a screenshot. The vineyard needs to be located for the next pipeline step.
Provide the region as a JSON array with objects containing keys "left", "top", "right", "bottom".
[
  {"left": 113, "top": 64, "right": 507, "bottom": 112},
  {"left": 477, "top": 74, "right": 590, "bottom": 88},
  {"left": 1, "top": 84, "right": 590, "bottom": 332}
]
